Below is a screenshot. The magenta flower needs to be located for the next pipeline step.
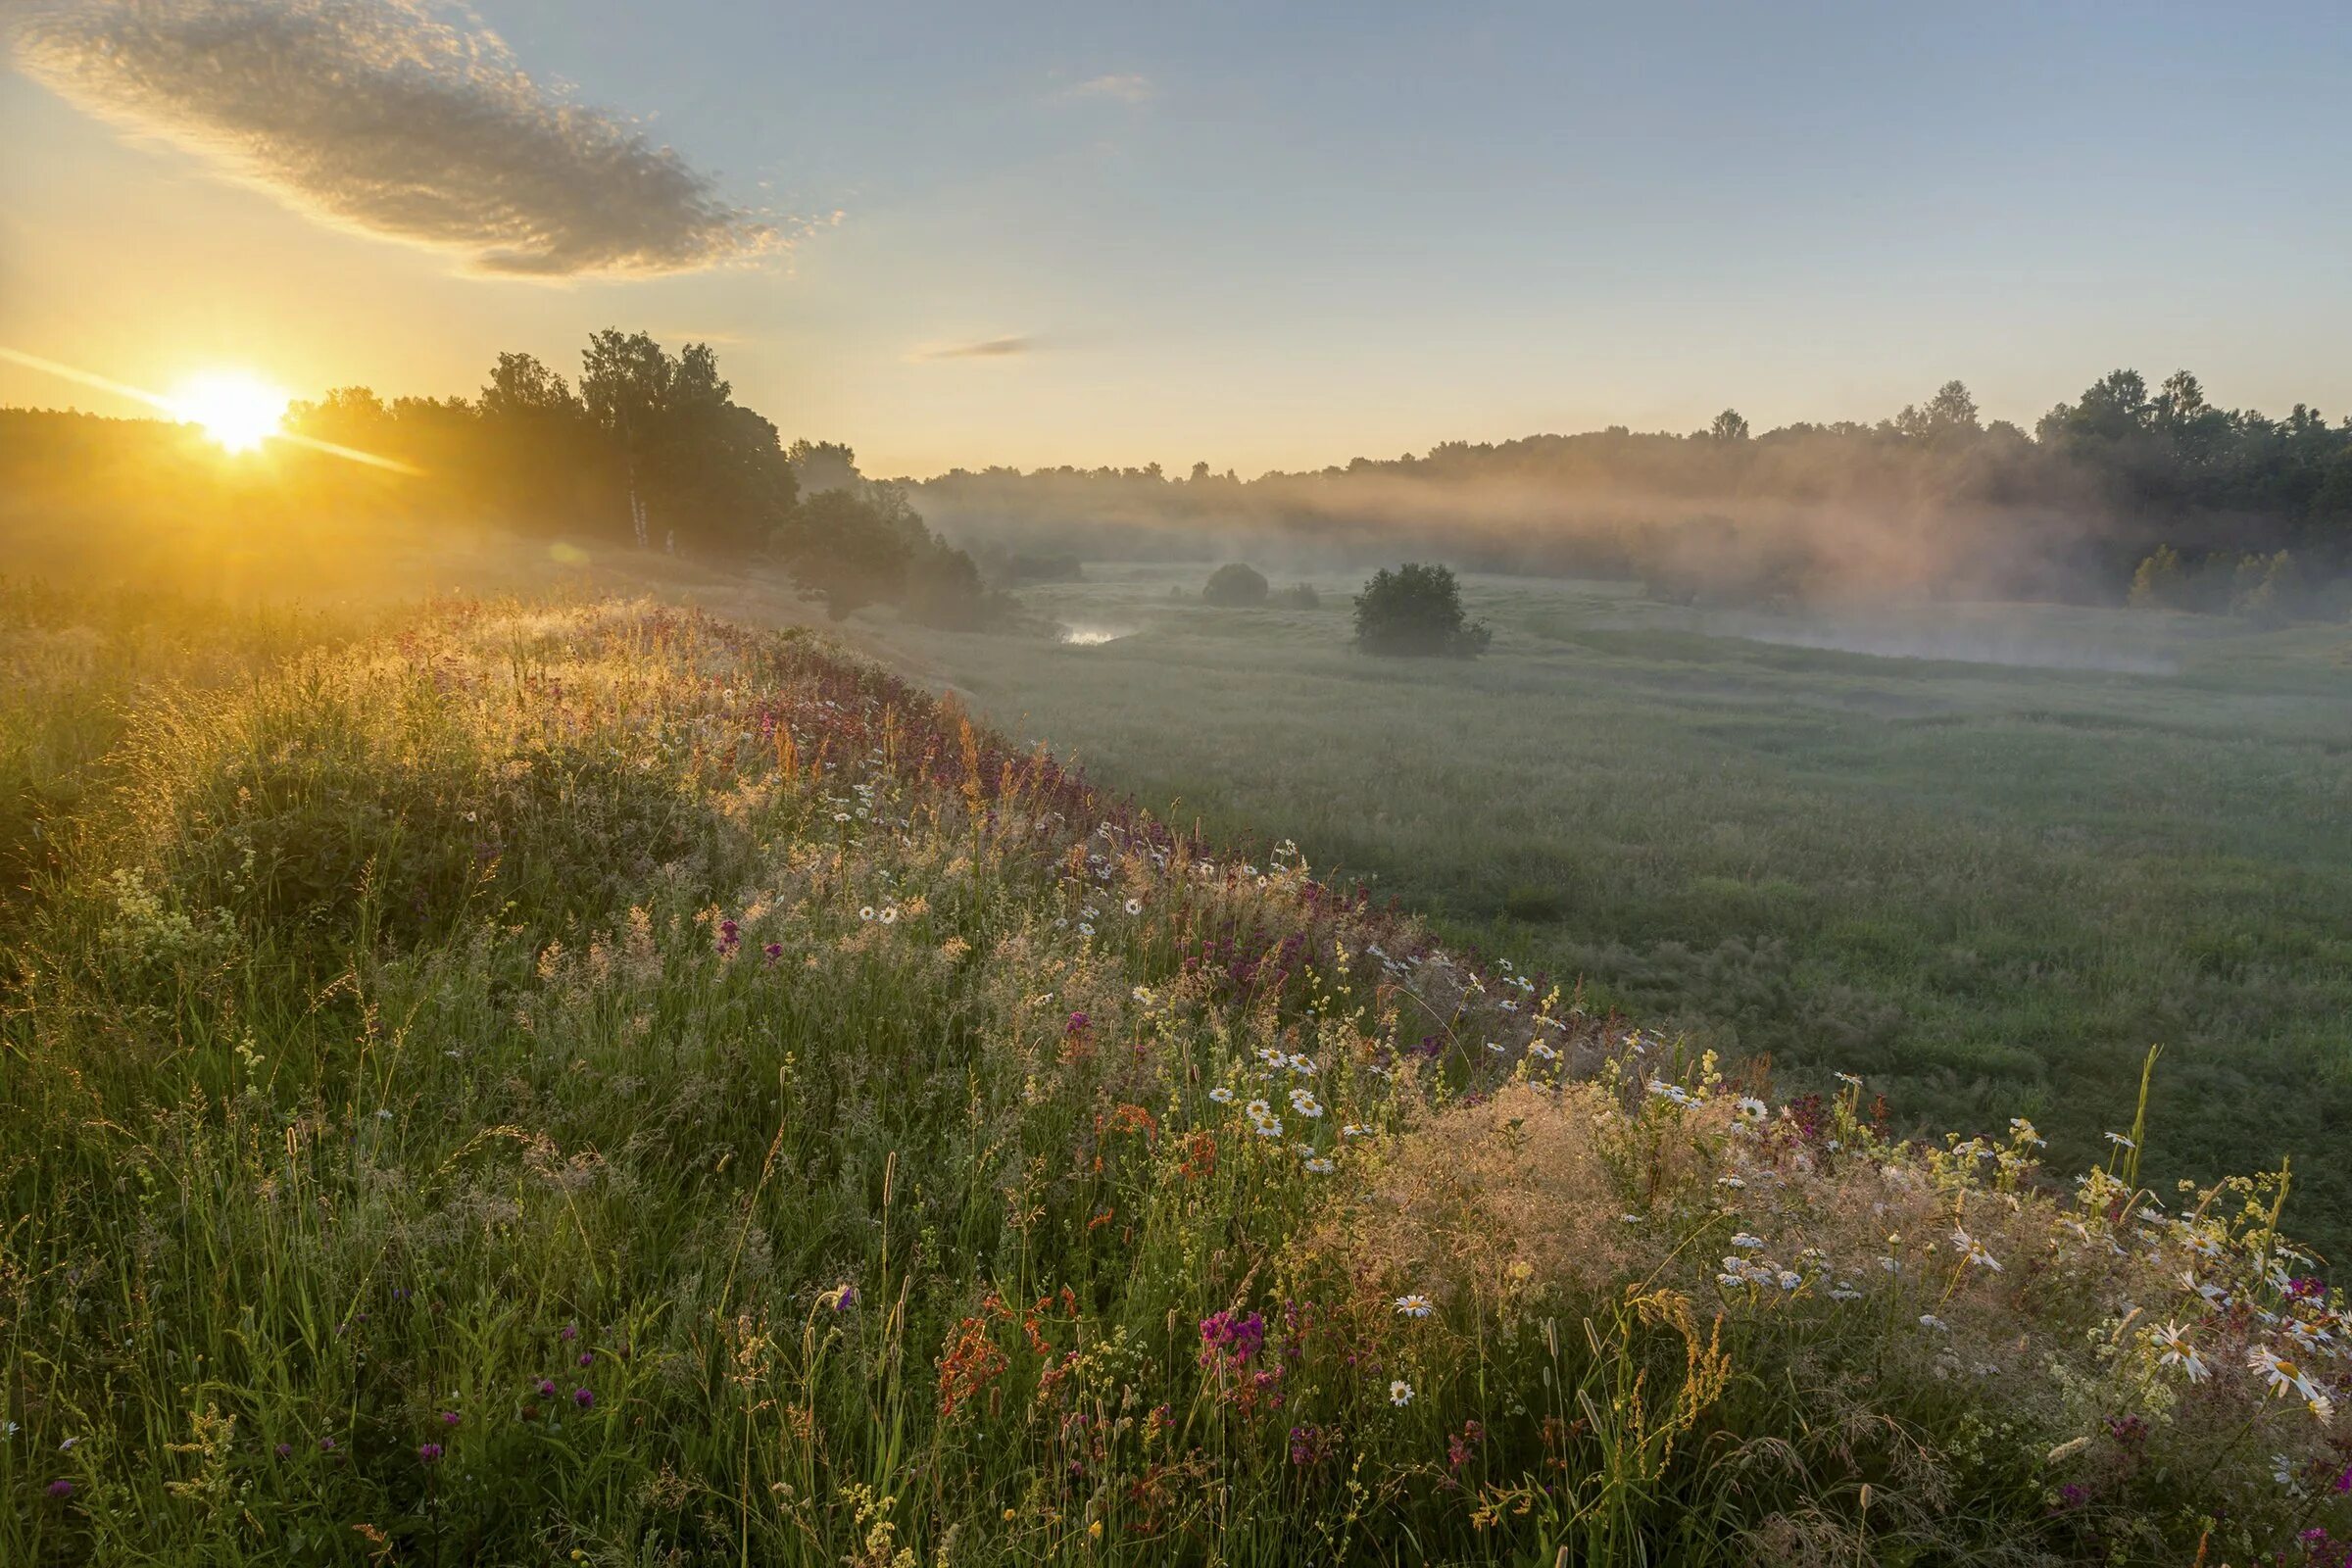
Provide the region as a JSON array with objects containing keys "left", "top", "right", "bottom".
[
  {"left": 538, "top": 1379, "right": 558, "bottom": 1398},
  {"left": 573, "top": 1388, "right": 595, "bottom": 1409},
  {"left": 46, "top": 1479, "right": 74, "bottom": 1499},
  {"left": 416, "top": 1443, "right": 444, "bottom": 1464},
  {"left": 439, "top": 1410, "right": 461, "bottom": 1428},
  {"left": 577, "top": 1350, "right": 594, "bottom": 1367}
]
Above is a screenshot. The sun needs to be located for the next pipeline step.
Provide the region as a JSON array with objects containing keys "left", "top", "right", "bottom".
[{"left": 167, "top": 370, "right": 289, "bottom": 454}]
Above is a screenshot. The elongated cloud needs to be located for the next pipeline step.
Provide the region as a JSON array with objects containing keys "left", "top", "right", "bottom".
[
  {"left": 10, "top": 0, "right": 774, "bottom": 276},
  {"left": 915, "top": 335, "right": 1036, "bottom": 362},
  {"left": 1062, "top": 73, "right": 1152, "bottom": 105}
]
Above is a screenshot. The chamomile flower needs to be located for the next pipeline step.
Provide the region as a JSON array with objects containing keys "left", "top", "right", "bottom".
[
  {"left": 1208, "top": 1087, "right": 1235, "bottom": 1104},
  {"left": 1389, "top": 1379, "right": 1414, "bottom": 1405},
  {"left": 1289, "top": 1089, "right": 1324, "bottom": 1118},
  {"left": 858, "top": 906, "right": 876, "bottom": 922},
  {"left": 1394, "top": 1295, "right": 1435, "bottom": 1318},
  {"left": 1303, "top": 1156, "right": 1335, "bottom": 1174},
  {"left": 1124, "top": 898, "right": 1143, "bottom": 915},
  {"left": 2150, "top": 1322, "right": 2210, "bottom": 1383}
]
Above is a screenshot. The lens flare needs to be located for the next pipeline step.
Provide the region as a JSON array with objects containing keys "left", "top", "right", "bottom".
[{"left": 167, "top": 371, "right": 288, "bottom": 453}]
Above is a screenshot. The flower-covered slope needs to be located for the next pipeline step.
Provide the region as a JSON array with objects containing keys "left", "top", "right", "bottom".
[{"left": 2, "top": 598, "right": 2345, "bottom": 1566}]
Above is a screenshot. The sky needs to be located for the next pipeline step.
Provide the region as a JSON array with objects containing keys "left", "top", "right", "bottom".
[{"left": 3, "top": 0, "right": 2349, "bottom": 477}]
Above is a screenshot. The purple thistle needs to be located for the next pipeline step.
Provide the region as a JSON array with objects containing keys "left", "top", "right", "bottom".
[
  {"left": 573, "top": 1387, "right": 595, "bottom": 1409},
  {"left": 46, "top": 1479, "right": 74, "bottom": 1499},
  {"left": 538, "top": 1379, "right": 558, "bottom": 1398},
  {"left": 577, "top": 1350, "right": 594, "bottom": 1367}
]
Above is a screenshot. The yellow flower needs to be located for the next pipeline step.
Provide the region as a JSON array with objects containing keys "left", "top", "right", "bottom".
[{"left": 1088, "top": 1520, "right": 1104, "bottom": 1540}]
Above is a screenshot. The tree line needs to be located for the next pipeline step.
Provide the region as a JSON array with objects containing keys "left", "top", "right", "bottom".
[
  {"left": 278, "top": 331, "right": 1004, "bottom": 625},
  {"left": 909, "top": 370, "right": 2352, "bottom": 613}
]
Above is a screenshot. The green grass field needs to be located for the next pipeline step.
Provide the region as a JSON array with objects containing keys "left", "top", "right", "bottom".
[{"left": 868, "top": 564, "right": 2352, "bottom": 1244}]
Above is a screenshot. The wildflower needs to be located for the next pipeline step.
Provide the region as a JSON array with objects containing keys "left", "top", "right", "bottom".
[
  {"left": 2104, "top": 1132, "right": 2135, "bottom": 1151},
  {"left": 858, "top": 906, "right": 876, "bottom": 921},
  {"left": 1289, "top": 1089, "right": 1324, "bottom": 1118},
  {"left": 1303, "top": 1156, "right": 1335, "bottom": 1175},
  {"left": 1730, "top": 1233, "right": 1767, "bottom": 1250},
  {"left": 1198, "top": 1310, "right": 1266, "bottom": 1367},
  {"left": 1131, "top": 985, "right": 1152, "bottom": 1004},
  {"left": 1395, "top": 1295, "right": 1435, "bottom": 1318},
  {"left": 1529, "top": 1042, "right": 1557, "bottom": 1061},
  {"left": 1828, "top": 1287, "right": 1863, "bottom": 1302},
  {"left": 439, "top": 1410, "right": 461, "bottom": 1428},
  {"left": 1716, "top": 1174, "right": 1746, "bottom": 1189},
  {"left": 1734, "top": 1097, "right": 1768, "bottom": 1122},
  {"left": 319, "top": 1437, "right": 336, "bottom": 1451},
  {"left": 538, "top": 1379, "right": 559, "bottom": 1398},
  {"left": 1342, "top": 1123, "right": 1372, "bottom": 1138},
  {"left": 577, "top": 1350, "right": 594, "bottom": 1367},
  {"left": 1835, "top": 1072, "right": 1863, "bottom": 1089},
  {"left": 2046, "top": 1435, "right": 2093, "bottom": 1465},
  {"left": 1124, "top": 899, "right": 1143, "bottom": 915},
  {"left": 574, "top": 1388, "right": 595, "bottom": 1409},
  {"left": 1951, "top": 1229, "right": 2003, "bottom": 1272},
  {"left": 417, "top": 1443, "right": 444, "bottom": 1464},
  {"left": 2150, "top": 1322, "right": 2210, "bottom": 1383},
  {"left": 1244, "top": 1099, "right": 1272, "bottom": 1121},
  {"left": 2009, "top": 1117, "right": 2046, "bottom": 1148},
  {"left": 275, "top": 1442, "right": 292, "bottom": 1458},
  {"left": 1209, "top": 1087, "right": 1235, "bottom": 1104},
  {"left": 878, "top": 906, "right": 898, "bottom": 925},
  {"left": 1390, "top": 1379, "right": 1414, "bottom": 1406},
  {"left": 1254, "top": 1117, "right": 1284, "bottom": 1139},
  {"left": 46, "top": 1479, "right": 73, "bottom": 1498},
  {"left": 821, "top": 1283, "right": 858, "bottom": 1310},
  {"left": 2249, "top": 1347, "right": 2328, "bottom": 1407},
  {"left": 1919, "top": 1314, "right": 1950, "bottom": 1332}
]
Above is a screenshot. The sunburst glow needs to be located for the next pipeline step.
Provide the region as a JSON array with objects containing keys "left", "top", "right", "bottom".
[{"left": 167, "top": 370, "right": 289, "bottom": 453}]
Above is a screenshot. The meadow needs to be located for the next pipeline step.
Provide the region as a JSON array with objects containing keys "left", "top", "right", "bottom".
[
  {"left": 1, "top": 584, "right": 2347, "bottom": 1565},
  {"left": 868, "top": 565, "right": 2352, "bottom": 1249}
]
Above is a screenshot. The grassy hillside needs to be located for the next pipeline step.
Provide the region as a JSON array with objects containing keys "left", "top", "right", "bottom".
[
  {"left": 867, "top": 564, "right": 2352, "bottom": 1250},
  {"left": 3, "top": 592, "right": 2348, "bottom": 1565}
]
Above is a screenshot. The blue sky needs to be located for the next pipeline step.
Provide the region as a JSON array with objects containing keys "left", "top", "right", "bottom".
[{"left": 3, "top": 1, "right": 2347, "bottom": 474}]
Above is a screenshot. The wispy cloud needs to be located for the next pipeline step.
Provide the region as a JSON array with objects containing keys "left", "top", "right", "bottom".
[
  {"left": 10, "top": 0, "right": 777, "bottom": 277},
  {"left": 913, "top": 335, "right": 1037, "bottom": 362},
  {"left": 1060, "top": 73, "right": 1153, "bottom": 105}
]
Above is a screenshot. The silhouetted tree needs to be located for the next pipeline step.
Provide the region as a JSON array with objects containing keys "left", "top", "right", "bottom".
[
  {"left": 1202, "top": 563, "right": 1270, "bottom": 606},
  {"left": 1353, "top": 564, "right": 1492, "bottom": 657}
]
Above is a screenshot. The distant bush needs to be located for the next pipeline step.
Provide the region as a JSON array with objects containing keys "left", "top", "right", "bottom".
[
  {"left": 1271, "top": 582, "right": 1320, "bottom": 611},
  {"left": 1203, "top": 562, "right": 1271, "bottom": 607},
  {"left": 1500, "top": 883, "right": 1567, "bottom": 922},
  {"left": 2130, "top": 544, "right": 2311, "bottom": 622},
  {"left": 903, "top": 538, "right": 1018, "bottom": 630},
  {"left": 1352, "top": 562, "right": 1491, "bottom": 657},
  {"left": 971, "top": 544, "right": 1083, "bottom": 588}
]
